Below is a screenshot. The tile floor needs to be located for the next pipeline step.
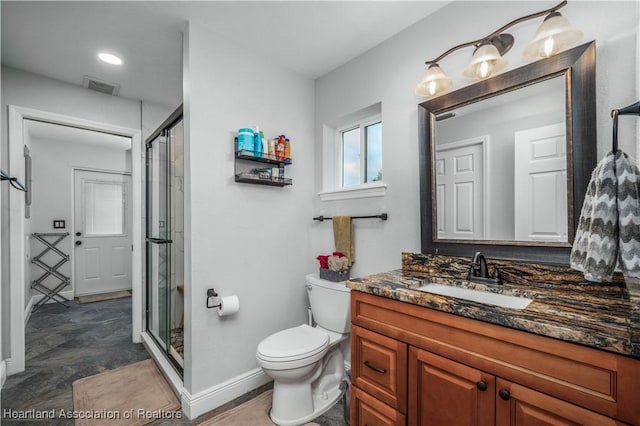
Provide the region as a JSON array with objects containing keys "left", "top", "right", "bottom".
[{"left": 1, "top": 297, "right": 347, "bottom": 425}]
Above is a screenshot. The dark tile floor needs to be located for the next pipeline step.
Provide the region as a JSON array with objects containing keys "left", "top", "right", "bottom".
[{"left": 1, "top": 297, "right": 347, "bottom": 425}]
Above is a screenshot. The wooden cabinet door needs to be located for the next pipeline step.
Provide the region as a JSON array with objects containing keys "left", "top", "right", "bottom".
[
  {"left": 409, "top": 347, "right": 495, "bottom": 426},
  {"left": 352, "top": 385, "right": 406, "bottom": 426},
  {"left": 495, "top": 378, "right": 629, "bottom": 426}
]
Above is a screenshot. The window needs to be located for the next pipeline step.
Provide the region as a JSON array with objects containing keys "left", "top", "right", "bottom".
[
  {"left": 319, "top": 103, "right": 386, "bottom": 201},
  {"left": 83, "top": 180, "right": 125, "bottom": 235},
  {"left": 340, "top": 116, "right": 382, "bottom": 188}
]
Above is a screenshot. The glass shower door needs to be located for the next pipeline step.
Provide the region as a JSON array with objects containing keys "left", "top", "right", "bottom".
[
  {"left": 146, "top": 131, "right": 171, "bottom": 352},
  {"left": 145, "top": 109, "right": 185, "bottom": 373}
]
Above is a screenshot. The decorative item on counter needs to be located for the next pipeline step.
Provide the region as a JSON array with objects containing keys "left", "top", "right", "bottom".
[
  {"left": 237, "top": 128, "right": 255, "bottom": 152},
  {"left": 316, "top": 251, "right": 350, "bottom": 282},
  {"left": 254, "top": 126, "right": 263, "bottom": 157}
]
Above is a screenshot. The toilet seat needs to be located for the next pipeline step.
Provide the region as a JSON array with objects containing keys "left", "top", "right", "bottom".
[{"left": 257, "top": 324, "right": 329, "bottom": 370}]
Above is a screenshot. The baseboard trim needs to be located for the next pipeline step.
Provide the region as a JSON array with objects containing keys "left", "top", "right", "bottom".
[
  {"left": 25, "top": 290, "right": 75, "bottom": 324},
  {"left": 182, "top": 367, "right": 271, "bottom": 420},
  {"left": 1, "top": 360, "right": 7, "bottom": 388},
  {"left": 24, "top": 295, "right": 36, "bottom": 324},
  {"left": 5, "top": 357, "right": 23, "bottom": 376}
]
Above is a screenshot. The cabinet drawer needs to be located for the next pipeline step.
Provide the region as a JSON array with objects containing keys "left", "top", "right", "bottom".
[
  {"left": 352, "top": 385, "right": 406, "bottom": 426},
  {"left": 352, "top": 324, "right": 408, "bottom": 412}
]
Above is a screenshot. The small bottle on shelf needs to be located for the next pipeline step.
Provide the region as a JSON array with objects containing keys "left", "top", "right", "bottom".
[
  {"left": 267, "top": 139, "right": 276, "bottom": 158},
  {"left": 284, "top": 138, "right": 291, "bottom": 163},
  {"left": 254, "top": 126, "right": 263, "bottom": 157},
  {"left": 276, "top": 135, "right": 285, "bottom": 161}
]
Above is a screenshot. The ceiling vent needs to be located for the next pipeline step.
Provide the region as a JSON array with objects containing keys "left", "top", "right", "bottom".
[{"left": 82, "top": 76, "right": 120, "bottom": 96}]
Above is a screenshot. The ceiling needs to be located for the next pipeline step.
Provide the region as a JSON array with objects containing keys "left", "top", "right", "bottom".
[{"left": 2, "top": 1, "right": 448, "bottom": 108}]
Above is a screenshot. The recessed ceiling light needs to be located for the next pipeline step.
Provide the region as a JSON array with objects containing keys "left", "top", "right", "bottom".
[{"left": 98, "top": 52, "right": 123, "bottom": 66}]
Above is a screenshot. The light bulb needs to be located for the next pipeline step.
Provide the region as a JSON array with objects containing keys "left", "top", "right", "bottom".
[
  {"left": 428, "top": 81, "right": 437, "bottom": 96},
  {"left": 543, "top": 37, "right": 555, "bottom": 57},
  {"left": 479, "top": 61, "right": 490, "bottom": 78}
]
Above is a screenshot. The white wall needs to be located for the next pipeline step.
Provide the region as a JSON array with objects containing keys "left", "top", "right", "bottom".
[
  {"left": 28, "top": 136, "right": 131, "bottom": 301},
  {"left": 1, "top": 65, "right": 173, "bottom": 361},
  {"left": 183, "top": 21, "right": 315, "bottom": 414},
  {"left": 312, "top": 1, "right": 639, "bottom": 278}
]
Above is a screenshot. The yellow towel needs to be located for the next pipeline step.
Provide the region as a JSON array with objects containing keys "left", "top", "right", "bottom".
[{"left": 333, "top": 216, "right": 354, "bottom": 265}]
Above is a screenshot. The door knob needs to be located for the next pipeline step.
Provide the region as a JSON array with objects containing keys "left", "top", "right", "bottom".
[
  {"left": 498, "top": 389, "right": 511, "bottom": 400},
  {"left": 75, "top": 240, "right": 82, "bottom": 246}
]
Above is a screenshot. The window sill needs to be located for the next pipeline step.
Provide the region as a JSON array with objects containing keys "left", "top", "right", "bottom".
[{"left": 318, "top": 182, "right": 387, "bottom": 201}]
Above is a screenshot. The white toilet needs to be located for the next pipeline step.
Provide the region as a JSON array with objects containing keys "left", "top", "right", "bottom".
[{"left": 256, "top": 273, "right": 351, "bottom": 426}]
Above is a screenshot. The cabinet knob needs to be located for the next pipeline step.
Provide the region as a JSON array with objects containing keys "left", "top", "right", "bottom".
[
  {"left": 75, "top": 240, "right": 82, "bottom": 246},
  {"left": 476, "top": 380, "right": 487, "bottom": 391},
  {"left": 499, "top": 389, "right": 511, "bottom": 400},
  {"left": 364, "top": 361, "right": 387, "bottom": 374}
]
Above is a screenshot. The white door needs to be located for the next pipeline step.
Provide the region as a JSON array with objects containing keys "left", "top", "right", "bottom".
[
  {"left": 514, "top": 123, "right": 567, "bottom": 242},
  {"left": 74, "top": 170, "right": 132, "bottom": 296},
  {"left": 435, "top": 139, "right": 484, "bottom": 240}
]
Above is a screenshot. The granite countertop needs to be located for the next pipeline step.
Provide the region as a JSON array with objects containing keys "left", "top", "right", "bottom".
[{"left": 347, "top": 253, "right": 639, "bottom": 359}]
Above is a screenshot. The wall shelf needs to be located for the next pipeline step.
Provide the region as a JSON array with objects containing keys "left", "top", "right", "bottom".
[
  {"left": 234, "top": 138, "right": 292, "bottom": 187},
  {"left": 234, "top": 174, "right": 292, "bottom": 186},
  {"left": 236, "top": 149, "right": 292, "bottom": 166}
]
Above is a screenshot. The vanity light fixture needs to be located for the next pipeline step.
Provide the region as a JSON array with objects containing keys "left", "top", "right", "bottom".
[
  {"left": 98, "top": 52, "right": 123, "bottom": 66},
  {"left": 522, "top": 11, "right": 584, "bottom": 58},
  {"left": 416, "top": 0, "right": 583, "bottom": 98}
]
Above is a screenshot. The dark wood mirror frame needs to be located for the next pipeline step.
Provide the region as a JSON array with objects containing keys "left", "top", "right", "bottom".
[{"left": 418, "top": 41, "right": 596, "bottom": 265}]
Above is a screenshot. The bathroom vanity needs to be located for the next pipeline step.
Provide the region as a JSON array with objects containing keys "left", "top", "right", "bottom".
[{"left": 347, "top": 253, "right": 640, "bottom": 425}]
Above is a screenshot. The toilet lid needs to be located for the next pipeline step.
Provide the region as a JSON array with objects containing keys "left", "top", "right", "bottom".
[{"left": 257, "top": 324, "right": 329, "bottom": 362}]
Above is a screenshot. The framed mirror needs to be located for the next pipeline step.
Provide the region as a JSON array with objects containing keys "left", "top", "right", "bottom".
[{"left": 418, "top": 41, "right": 596, "bottom": 264}]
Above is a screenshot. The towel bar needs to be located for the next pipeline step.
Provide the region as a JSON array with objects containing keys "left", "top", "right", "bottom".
[
  {"left": 611, "top": 101, "right": 640, "bottom": 152},
  {"left": 313, "top": 213, "right": 388, "bottom": 222}
]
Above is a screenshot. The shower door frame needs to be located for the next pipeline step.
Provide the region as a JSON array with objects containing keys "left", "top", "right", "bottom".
[{"left": 144, "top": 105, "right": 184, "bottom": 375}]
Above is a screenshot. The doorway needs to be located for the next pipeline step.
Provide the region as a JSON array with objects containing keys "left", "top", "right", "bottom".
[
  {"left": 435, "top": 137, "right": 487, "bottom": 240},
  {"left": 514, "top": 122, "right": 567, "bottom": 242},
  {"left": 6, "top": 106, "right": 143, "bottom": 375},
  {"left": 73, "top": 170, "right": 133, "bottom": 296}
]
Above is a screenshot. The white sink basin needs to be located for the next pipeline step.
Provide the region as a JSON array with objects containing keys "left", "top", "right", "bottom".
[{"left": 417, "top": 283, "right": 533, "bottom": 310}]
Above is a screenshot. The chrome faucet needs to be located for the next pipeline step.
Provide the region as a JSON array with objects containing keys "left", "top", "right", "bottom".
[{"left": 468, "top": 252, "right": 502, "bottom": 285}]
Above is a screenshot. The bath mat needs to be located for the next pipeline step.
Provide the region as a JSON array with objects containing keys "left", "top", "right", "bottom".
[
  {"left": 72, "top": 359, "right": 181, "bottom": 426},
  {"left": 198, "top": 390, "right": 320, "bottom": 426},
  {"left": 76, "top": 290, "right": 131, "bottom": 304}
]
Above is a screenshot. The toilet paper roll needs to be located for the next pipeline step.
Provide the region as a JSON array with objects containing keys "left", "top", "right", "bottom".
[{"left": 217, "top": 295, "right": 240, "bottom": 317}]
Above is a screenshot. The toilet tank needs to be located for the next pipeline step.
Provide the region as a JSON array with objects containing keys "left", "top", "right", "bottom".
[{"left": 305, "top": 273, "right": 351, "bottom": 334}]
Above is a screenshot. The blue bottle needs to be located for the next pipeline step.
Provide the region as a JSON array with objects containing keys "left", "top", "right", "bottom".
[
  {"left": 254, "top": 126, "right": 263, "bottom": 157},
  {"left": 237, "top": 128, "right": 254, "bottom": 152}
]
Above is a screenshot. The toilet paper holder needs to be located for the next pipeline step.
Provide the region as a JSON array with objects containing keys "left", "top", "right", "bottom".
[{"left": 206, "top": 288, "right": 221, "bottom": 309}]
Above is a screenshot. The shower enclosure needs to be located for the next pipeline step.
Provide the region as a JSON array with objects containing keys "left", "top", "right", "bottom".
[{"left": 145, "top": 106, "right": 184, "bottom": 372}]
